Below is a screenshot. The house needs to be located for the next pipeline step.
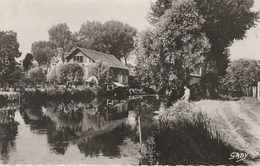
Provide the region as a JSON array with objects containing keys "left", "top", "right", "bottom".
[
  {"left": 66, "top": 47, "right": 129, "bottom": 87},
  {"left": 189, "top": 67, "right": 203, "bottom": 85}
]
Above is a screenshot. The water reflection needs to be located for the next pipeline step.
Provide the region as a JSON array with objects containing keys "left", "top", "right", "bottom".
[
  {"left": 0, "top": 95, "right": 160, "bottom": 164},
  {"left": 0, "top": 103, "right": 19, "bottom": 164}
]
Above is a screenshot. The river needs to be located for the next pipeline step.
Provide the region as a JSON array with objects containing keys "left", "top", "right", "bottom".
[{"left": 0, "top": 95, "right": 161, "bottom": 165}]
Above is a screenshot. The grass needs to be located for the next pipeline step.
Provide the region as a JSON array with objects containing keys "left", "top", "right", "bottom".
[
  {"left": 141, "top": 101, "right": 245, "bottom": 165},
  {"left": 194, "top": 97, "right": 260, "bottom": 164}
]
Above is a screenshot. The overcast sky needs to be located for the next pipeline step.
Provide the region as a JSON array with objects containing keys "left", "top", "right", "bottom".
[{"left": 0, "top": 0, "right": 259, "bottom": 61}]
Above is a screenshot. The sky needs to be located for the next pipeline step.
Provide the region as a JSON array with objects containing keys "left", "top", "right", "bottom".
[{"left": 0, "top": 0, "right": 259, "bottom": 62}]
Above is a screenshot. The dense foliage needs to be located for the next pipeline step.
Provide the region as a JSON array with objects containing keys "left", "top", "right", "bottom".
[
  {"left": 221, "top": 59, "right": 260, "bottom": 90},
  {"left": 23, "top": 53, "right": 33, "bottom": 71},
  {"left": 88, "top": 60, "right": 113, "bottom": 88},
  {"left": 0, "top": 31, "right": 21, "bottom": 86},
  {"left": 31, "top": 41, "right": 56, "bottom": 66},
  {"left": 47, "top": 62, "right": 84, "bottom": 85},
  {"left": 48, "top": 23, "right": 74, "bottom": 63},
  {"left": 28, "top": 67, "right": 46, "bottom": 86},
  {"left": 21, "top": 85, "right": 103, "bottom": 101},
  {"left": 145, "top": 0, "right": 259, "bottom": 98},
  {"left": 11, "top": 66, "right": 24, "bottom": 85},
  {"left": 134, "top": 0, "right": 210, "bottom": 95},
  {"left": 77, "top": 20, "right": 137, "bottom": 63}
]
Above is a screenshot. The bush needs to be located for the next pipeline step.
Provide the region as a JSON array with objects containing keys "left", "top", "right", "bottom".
[
  {"left": 189, "top": 83, "right": 207, "bottom": 101},
  {"left": 22, "top": 89, "right": 47, "bottom": 102},
  {"left": 21, "top": 85, "right": 104, "bottom": 101},
  {"left": 58, "top": 62, "right": 84, "bottom": 85},
  {"left": 88, "top": 60, "right": 113, "bottom": 88},
  {"left": 46, "top": 66, "right": 58, "bottom": 84},
  {"left": 28, "top": 67, "right": 46, "bottom": 86},
  {"left": 46, "top": 85, "right": 96, "bottom": 100},
  {"left": 47, "top": 62, "right": 84, "bottom": 85},
  {"left": 141, "top": 101, "right": 244, "bottom": 165}
]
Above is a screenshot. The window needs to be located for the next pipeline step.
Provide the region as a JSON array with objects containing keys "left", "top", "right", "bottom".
[{"left": 74, "top": 56, "right": 83, "bottom": 63}]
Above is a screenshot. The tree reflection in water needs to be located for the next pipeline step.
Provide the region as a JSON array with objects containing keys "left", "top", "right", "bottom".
[
  {"left": 0, "top": 104, "right": 18, "bottom": 164},
  {"left": 76, "top": 124, "right": 134, "bottom": 158},
  {"left": 17, "top": 95, "right": 160, "bottom": 160},
  {"left": 129, "top": 96, "right": 161, "bottom": 141}
]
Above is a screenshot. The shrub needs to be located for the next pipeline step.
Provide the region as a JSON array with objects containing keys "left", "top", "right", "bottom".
[
  {"left": 46, "top": 66, "right": 58, "bottom": 84},
  {"left": 22, "top": 89, "right": 47, "bottom": 101},
  {"left": 189, "top": 83, "right": 207, "bottom": 101},
  {"left": 28, "top": 67, "right": 46, "bottom": 86},
  {"left": 21, "top": 85, "right": 103, "bottom": 101},
  {"left": 88, "top": 60, "right": 113, "bottom": 88},
  {"left": 58, "top": 62, "right": 84, "bottom": 85},
  {"left": 47, "top": 62, "right": 84, "bottom": 85},
  {"left": 141, "top": 101, "right": 244, "bottom": 165}
]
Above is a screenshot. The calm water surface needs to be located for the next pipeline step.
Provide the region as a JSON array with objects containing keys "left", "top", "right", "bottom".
[{"left": 0, "top": 95, "right": 160, "bottom": 165}]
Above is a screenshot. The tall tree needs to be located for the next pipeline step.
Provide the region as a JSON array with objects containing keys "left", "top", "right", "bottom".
[
  {"left": 23, "top": 53, "right": 33, "bottom": 71},
  {"left": 134, "top": 0, "right": 210, "bottom": 94},
  {"left": 147, "top": 0, "right": 173, "bottom": 25},
  {"left": 77, "top": 20, "right": 137, "bottom": 64},
  {"left": 48, "top": 23, "right": 73, "bottom": 63},
  {"left": 222, "top": 59, "right": 260, "bottom": 90},
  {"left": 147, "top": 0, "right": 259, "bottom": 97},
  {"left": 76, "top": 20, "right": 104, "bottom": 50},
  {"left": 193, "top": 0, "right": 259, "bottom": 76},
  {"left": 0, "top": 31, "right": 21, "bottom": 86},
  {"left": 31, "top": 41, "right": 56, "bottom": 66}
]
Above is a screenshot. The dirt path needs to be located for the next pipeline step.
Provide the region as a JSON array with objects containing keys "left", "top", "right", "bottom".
[{"left": 193, "top": 97, "right": 260, "bottom": 164}]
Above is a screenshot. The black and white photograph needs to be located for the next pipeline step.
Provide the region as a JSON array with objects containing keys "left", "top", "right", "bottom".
[{"left": 0, "top": 0, "right": 260, "bottom": 165}]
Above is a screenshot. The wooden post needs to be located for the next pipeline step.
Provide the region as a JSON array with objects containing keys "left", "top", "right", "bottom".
[
  {"left": 138, "top": 117, "right": 142, "bottom": 144},
  {"left": 253, "top": 86, "right": 256, "bottom": 98},
  {"left": 258, "top": 82, "right": 260, "bottom": 101},
  {"left": 138, "top": 117, "right": 143, "bottom": 154}
]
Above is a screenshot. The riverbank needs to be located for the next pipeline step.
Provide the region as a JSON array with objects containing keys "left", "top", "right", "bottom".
[
  {"left": 192, "top": 97, "right": 260, "bottom": 165},
  {"left": 141, "top": 100, "right": 242, "bottom": 165},
  {"left": 144, "top": 97, "right": 260, "bottom": 164},
  {"left": 19, "top": 85, "right": 104, "bottom": 102}
]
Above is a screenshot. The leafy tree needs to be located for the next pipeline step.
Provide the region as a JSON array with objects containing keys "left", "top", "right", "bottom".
[
  {"left": 12, "top": 65, "right": 24, "bottom": 84},
  {"left": 46, "top": 66, "right": 58, "bottom": 85},
  {"left": 23, "top": 53, "right": 33, "bottom": 71},
  {"left": 48, "top": 23, "right": 73, "bottom": 63},
  {"left": 0, "top": 31, "right": 21, "bottom": 86},
  {"left": 77, "top": 20, "right": 137, "bottom": 64},
  {"left": 147, "top": 0, "right": 173, "bottom": 25},
  {"left": 28, "top": 67, "right": 46, "bottom": 86},
  {"left": 147, "top": 0, "right": 259, "bottom": 97},
  {"left": 47, "top": 63, "right": 84, "bottom": 85},
  {"left": 221, "top": 59, "right": 260, "bottom": 90},
  {"left": 31, "top": 41, "right": 56, "bottom": 67},
  {"left": 76, "top": 20, "right": 104, "bottom": 50},
  {"left": 194, "top": 0, "right": 259, "bottom": 76},
  {"left": 58, "top": 63, "right": 84, "bottom": 85},
  {"left": 88, "top": 60, "right": 113, "bottom": 88},
  {"left": 134, "top": 0, "right": 210, "bottom": 95}
]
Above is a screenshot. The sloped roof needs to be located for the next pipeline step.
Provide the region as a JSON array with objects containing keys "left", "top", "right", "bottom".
[{"left": 66, "top": 47, "right": 129, "bottom": 70}]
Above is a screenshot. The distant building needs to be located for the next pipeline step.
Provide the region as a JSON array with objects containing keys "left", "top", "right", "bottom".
[{"left": 66, "top": 47, "right": 129, "bottom": 87}]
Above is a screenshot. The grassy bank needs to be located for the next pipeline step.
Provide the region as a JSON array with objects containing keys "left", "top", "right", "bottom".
[
  {"left": 141, "top": 101, "right": 244, "bottom": 165},
  {"left": 193, "top": 97, "right": 260, "bottom": 164}
]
